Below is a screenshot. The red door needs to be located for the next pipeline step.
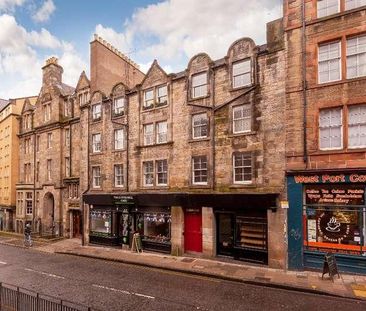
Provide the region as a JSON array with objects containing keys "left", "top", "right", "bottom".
[{"left": 184, "top": 209, "right": 202, "bottom": 253}]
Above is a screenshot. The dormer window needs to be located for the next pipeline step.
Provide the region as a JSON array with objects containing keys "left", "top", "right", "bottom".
[
  {"left": 43, "top": 102, "right": 51, "bottom": 122},
  {"left": 192, "top": 72, "right": 208, "bottom": 98},
  {"left": 79, "top": 92, "right": 89, "bottom": 105},
  {"left": 92, "top": 103, "right": 102, "bottom": 121},
  {"left": 64, "top": 100, "right": 71, "bottom": 117},
  {"left": 113, "top": 97, "right": 125, "bottom": 116},
  {"left": 233, "top": 59, "right": 251, "bottom": 88},
  {"left": 144, "top": 90, "right": 154, "bottom": 108},
  {"left": 24, "top": 114, "right": 32, "bottom": 130},
  {"left": 157, "top": 85, "right": 168, "bottom": 105}
]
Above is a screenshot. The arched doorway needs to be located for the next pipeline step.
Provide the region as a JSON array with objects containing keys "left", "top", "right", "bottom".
[{"left": 43, "top": 192, "right": 55, "bottom": 235}]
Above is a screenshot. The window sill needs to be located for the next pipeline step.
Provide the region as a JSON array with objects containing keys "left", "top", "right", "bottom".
[
  {"left": 188, "top": 94, "right": 210, "bottom": 102},
  {"left": 229, "top": 184, "right": 256, "bottom": 189},
  {"left": 310, "top": 76, "right": 366, "bottom": 90},
  {"left": 140, "top": 185, "right": 170, "bottom": 190},
  {"left": 307, "top": 6, "right": 366, "bottom": 26},
  {"left": 141, "top": 103, "right": 168, "bottom": 112},
  {"left": 227, "top": 131, "right": 257, "bottom": 138},
  {"left": 188, "top": 137, "right": 210, "bottom": 143},
  {"left": 91, "top": 119, "right": 102, "bottom": 124},
  {"left": 229, "top": 84, "right": 254, "bottom": 93},
  {"left": 112, "top": 187, "right": 125, "bottom": 191},
  {"left": 136, "top": 141, "right": 173, "bottom": 149},
  {"left": 312, "top": 148, "right": 366, "bottom": 155},
  {"left": 112, "top": 149, "right": 126, "bottom": 153},
  {"left": 190, "top": 184, "right": 211, "bottom": 189}
]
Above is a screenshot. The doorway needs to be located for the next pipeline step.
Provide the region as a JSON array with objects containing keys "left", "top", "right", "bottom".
[
  {"left": 43, "top": 192, "right": 55, "bottom": 235},
  {"left": 217, "top": 213, "right": 235, "bottom": 256},
  {"left": 72, "top": 210, "right": 82, "bottom": 238},
  {"left": 184, "top": 209, "right": 202, "bottom": 253}
]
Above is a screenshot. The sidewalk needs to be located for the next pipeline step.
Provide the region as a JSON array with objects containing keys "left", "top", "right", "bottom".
[{"left": 1, "top": 234, "right": 366, "bottom": 300}]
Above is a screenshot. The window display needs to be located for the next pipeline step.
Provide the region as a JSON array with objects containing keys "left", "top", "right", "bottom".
[
  {"left": 90, "top": 210, "right": 111, "bottom": 235},
  {"left": 136, "top": 212, "right": 171, "bottom": 243},
  {"left": 235, "top": 217, "right": 267, "bottom": 250}
]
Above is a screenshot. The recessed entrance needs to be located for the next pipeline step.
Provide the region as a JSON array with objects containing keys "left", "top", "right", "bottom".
[
  {"left": 43, "top": 192, "right": 55, "bottom": 235},
  {"left": 72, "top": 210, "right": 82, "bottom": 238},
  {"left": 184, "top": 209, "right": 202, "bottom": 253}
]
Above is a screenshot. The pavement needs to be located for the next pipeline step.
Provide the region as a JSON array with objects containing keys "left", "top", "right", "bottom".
[{"left": 1, "top": 233, "right": 366, "bottom": 301}]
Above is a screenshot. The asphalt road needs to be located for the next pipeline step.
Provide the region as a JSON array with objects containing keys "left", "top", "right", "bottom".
[{"left": 0, "top": 244, "right": 365, "bottom": 311}]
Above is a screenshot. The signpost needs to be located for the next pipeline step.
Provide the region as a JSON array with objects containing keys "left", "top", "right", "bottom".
[{"left": 322, "top": 253, "right": 340, "bottom": 281}]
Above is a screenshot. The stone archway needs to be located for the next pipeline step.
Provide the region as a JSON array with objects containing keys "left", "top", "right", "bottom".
[{"left": 43, "top": 192, "right": 55, "bottom": 235}]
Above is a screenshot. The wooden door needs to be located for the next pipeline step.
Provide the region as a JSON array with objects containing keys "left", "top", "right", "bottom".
[
  {"left": 73, "top": 211, "right": 82, "bottom": 238},
  {"left": 184, "top": 210, "right": 202, "bottom": 253}
]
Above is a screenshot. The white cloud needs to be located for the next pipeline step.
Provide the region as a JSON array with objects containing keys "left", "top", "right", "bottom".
[
  {"left": 0, "top": 0, "right": 25, "bottom": 12},
  {"left": 95, "top": 0, "right": 282, "bottom": 71},
  {"left": 32, "top": 0, "right": 55, "bottom": 23},
  {"left": 0, "top": 14, "right": 86, "bottom": 98}
]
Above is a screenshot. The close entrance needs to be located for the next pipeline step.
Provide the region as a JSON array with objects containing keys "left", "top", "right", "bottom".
[
  {"left": 72, "top": 210, "right": 82, "bottom": 238},
  {"left": 184, "top": 209, "right": 202, "bottom": 253}
]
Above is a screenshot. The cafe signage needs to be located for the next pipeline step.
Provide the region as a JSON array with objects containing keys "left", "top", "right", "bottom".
[
  {"left": 113, "top": 195, "right": 134, "bottom": 205},
  {"left": 294, "top": 174, "right": 366, "bottom": 184}
]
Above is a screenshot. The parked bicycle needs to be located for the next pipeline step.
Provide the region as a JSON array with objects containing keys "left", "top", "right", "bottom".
[{"left": 24, "top": 223, "right": 33, "bottom": 247}]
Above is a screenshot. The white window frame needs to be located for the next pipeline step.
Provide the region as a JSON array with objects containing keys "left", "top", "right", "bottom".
[
  {"left": 318, "top": 41, "right": 341, "bottom": 84},
  {"left": 192, "top": 113, "right": 208, "bottom": 139},
  {"left": 317, "top": 0, "right": 340, "bottom": 18},
  {"left": 92, "top": 133, "right": 102, "bottom": 153},
  {"left": 25, "top": 192, "right": 33, "bottom": 215},
  {"left": 144, "top": 89, "right": 154, "bottom": 108},
  {"left": 114, "top": 164, "right": 124, "bottom": 187},
  {"left": 143, "top": 161, "right": 154, "bottom": 187},
  {"left": 232, "top": 59, "right": 252, "bottom": 88},
  {"left": 345, "top": 0, "right": 366, "bottom": 10},
  {"left": 156, "top": 121, "right": 168, "bottom": 144},
  {"left": 233, "top": 153, "right": 253, "bottom": 185},
  {"left": 114, "top": 129, "right": 124, "bottom": 150},
  {"left": 346, "top": 34, "right": 366, "bottom": 79},
  {"left": 192, "top": 72, "right": 208, "bottom": 98},
  {"left": 348, "top": 104, "right": 366, "bottom": 149},
  {"left": 156, "top": 160, "right": 168, "bottom": 186},
  {"left": 319, "top": 107, "right": 343, "bottom": 150},
  {"left": 232, "top": 104, "right": 251, "bottom": 134},
  {"left": 43, "top": 103, "right": 51, "bottom": 122},
  {"left": 157, "top": 85, "right": 168, "bottom": 105},
  {"left": 113, "top": 97, "right": 125, "bottom": 116},
  {"left": 92, "top": 166, "right": 101, "bottom": 188},
  {"left": 64, "top": 100, "right": 71, "bottom": 117},
  {"left": 192, "top": 156, "right": 208, "bottom": 185},
  {"left": 144, "top": 124, "right": 154, "bottom": 145},
  {"left": 92, "top": 103, "right": 102, "bottom": 121}
]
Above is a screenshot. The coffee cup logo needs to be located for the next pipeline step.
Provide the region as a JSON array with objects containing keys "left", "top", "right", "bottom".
[{"left": 326, "top": 217, "right": 341, "bottom": 232}]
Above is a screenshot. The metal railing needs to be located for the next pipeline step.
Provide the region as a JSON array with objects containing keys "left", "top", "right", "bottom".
[{"left": 0, "top": 282, "right": 99, "bottom": 311}]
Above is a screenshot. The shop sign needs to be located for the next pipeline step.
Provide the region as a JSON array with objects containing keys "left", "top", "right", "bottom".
[
  {"left": 113, "top": 195, "right": 134, "bottom": 205},
  {"left": 305, "top": 185, "right": 364, "bottom": 206},
  {"left": 281, "top": 201, "right": 289, "bottom": 209},
  {"left": 294, "top": 174, "right": 366, "bottom": 184}
]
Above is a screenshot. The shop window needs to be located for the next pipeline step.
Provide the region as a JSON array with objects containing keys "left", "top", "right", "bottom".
[
  {"left": 192, "top": 113, "right": 208, "bottom": 139},
  {"left": 318, "top": 41, "right": 341, "bottom": 83},
  {"left": 92, "top": 103, "right": 102, "bottom": 121},
  {"left": 114, "top": 129, "right": 124, "bottom": 150},
  {"left": 25, "top": 192, "right": 33, "bottom": 215},
  {"left": 233, "top": 104, "right": 251, "bottom": 134},
  {"left": 346, "top": 34, "right": 366, "bottom": 79},
  {"left": 233, "top": 153, "right": 252, "bottom": 184},
  {"left": 143, "top": 161, "right": 154, "bottom": 186},
  {"left": 235, "top": 216, "right": 267, "bottom": 250},
  {"left": 317, "top": 0, "right": 339, "bottom": 18},
  {"left": 92, "top": 166, "right": 101, "bottom": 188},
  {"left": 192, "top": 156, "right": 208, "bottom": 185},
  {"left": 156, "top": 121, "right": 167, "bottom": 144},
  {"left": 136, "top": 213, "right": 171, "bottom": 243},
  {"left": 157, "top": 85, "right": 168, "bottom": 105},
  {"left": 319, "top": 107, "right": 343, "bottom": 150},
  {"left": 348, "top": 104, "right": 366, "bottom": 148},
  {"left": 191, "top": 72, "right": 208, "bottom": 98},
  {"left": 156, "top": 160, "right": 168, "bottom": 186},
  {"left": 114, "top": 164, "right": 124, "bottom": 187},
  {"left": 232, "top": 59, "right": 252, "bottom": 88},
  {"left": 90, "top": 210, "right": 111, "bottom": 235},
  {"left": 92, "top": 133, "right": 101, "bottom": 153},
  {"left": 143, "top": 124, "right": 154, "bottom": 145},
  {"left": 345, "top": 0, "right": 366, "bottom": 9},
  {"left": 113, "top": 97, "right": 125, "bottom": 116},
  {"left": 304, "top": 184, "right": 365, "bottom": 256}
]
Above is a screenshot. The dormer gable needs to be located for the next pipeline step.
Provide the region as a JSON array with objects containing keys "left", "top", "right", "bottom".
[
  {"left": 140, "top": 60, "right": 169, "bottom": 89},
  {"left": 75, "top": 71, "right": 90, "bottom": 92}
]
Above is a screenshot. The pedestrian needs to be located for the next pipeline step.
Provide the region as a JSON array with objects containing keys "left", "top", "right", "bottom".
[{"left": 24, "top": 223, "right": 33, "bottom": 247}]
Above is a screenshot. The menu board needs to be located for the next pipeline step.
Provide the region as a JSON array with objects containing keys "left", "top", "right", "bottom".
[{"left": 305, "top": 185, "right": 365, "bottom": 206}]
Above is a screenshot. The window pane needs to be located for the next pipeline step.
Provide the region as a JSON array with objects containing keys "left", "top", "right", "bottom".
[{"left": 192, "top": 73, "right": 207, "bottom": 87}]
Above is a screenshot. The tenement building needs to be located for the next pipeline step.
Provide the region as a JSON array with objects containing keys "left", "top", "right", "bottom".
[
  {"left": 16, "top": 57, "right": 84, "bottom": 237},
  {"left": 83, "top": 19, "right": 287, "bottom": 268},
  {"left": 285, "top": 0, "right": 366, "bottom": 274},
  {"left": 0, "top": 96, "right": 37, "bottom": 231}
]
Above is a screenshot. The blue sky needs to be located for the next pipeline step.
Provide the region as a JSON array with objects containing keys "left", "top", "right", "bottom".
[{"left": 0, "top": 0, "right": 282, "bottom": 98}]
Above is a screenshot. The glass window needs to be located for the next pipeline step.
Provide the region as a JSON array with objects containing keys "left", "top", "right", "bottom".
[
  {"left": 317, "top": 0, "right": 339, "bottom": 18},
  {"left": 113, "top": 97, "right": 125, "bottom": 116},
  {"left": 138, "top": 213, "right": 171, "bottom": 243},
  {"left": 26, "top": 192, "right": 32, "bottom": 215},
  {"left": 156, "top": 121, "right": 167, "bottom": 144},
  {"left": 318, "top": 41, "right": 341, "bottom": 83},
  {"left": 65, "top": 128, "right": 70, "bottom": 147},
  {"left": 143, "top": 161, "right": 154, "bottom": 186},
  {"left": 92, "top": 103, "right": 102, "bottom": 121},
  {"left": 319, "top": 107, "right": 343, "bottom": 150},
  {"left": 157, "top": 85, "right": 168, "bottom": 105},
  {"left": 348, "top": 105, "right": 366, "bottom": 148},
  {"left": 233, "top": 153, "right": 252, "bottom": 184},
  {"left": 47, "top": 133, "right": 52, "bottom": 148},
  {"left": 236, "top": 217, "right": 267, "bottom": 250},
  {"left": 92, "top": 166, "right": 101, "bottom": 188},
  {"left": 64, "top": 100, "right": 71, "bottom": 117},
  {"left": 192, "top": 113, "right": 208, "bottom": 139},
  {"left": 92, "top": 133, "right": 101, "bottom": 153},
  {"left": 345, "top": 0, "right": 366, "bottom": 10},
  {"left": 347, "top": 34, "right": 366, "bottom": 79},
  {"left": 144, "top": 124, "right": 154, "bottom": 145},
  {"left": 114, "top": 164, "right": 124, "bottom": 187},
  {"left": 192, "top": 72, "right": 208, "bottom": 98},
  {"left": 144, "top": 89, "right": 154, "bottom": 108},
  {"left": 233, "top": 104, "right": 251, "bottom": 134},
  {"left": 90, "top": 210, "right": 111, "bottom": 235},
  {"left": 65, "top": 157, "right": 70, "bottom": 177},
  {"left": 192, "top": 156, "right": 208, "bottom": 185},
  {"left": 47, "top": 159, "right": 52, "bottom": 181},
  {"left": 233, "top": 59, "right": 251, "bottom": 88},
  {"left": 156, "top": 160, "right": 168, "bottom": 185},
  {"left": 43, "top": 103, "right": 51, "bottom": 122},
  {"left": 114, "top": 129, "right": 124, "bottom": 150}
]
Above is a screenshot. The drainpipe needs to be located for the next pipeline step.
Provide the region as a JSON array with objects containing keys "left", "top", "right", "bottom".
[
  {"left": 211, "top": 68, "right": 216, "bottom": 191},
  {"left": 32, "top": 115, "right": 36, "bottom": 233},
  {"left": 302, "top": 0, "right": 308, "bottom": 167}
]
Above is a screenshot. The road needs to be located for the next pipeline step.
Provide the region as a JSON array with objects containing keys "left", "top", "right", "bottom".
[{"left": 0, "top": 244, "right": 365, "bottom": 311}]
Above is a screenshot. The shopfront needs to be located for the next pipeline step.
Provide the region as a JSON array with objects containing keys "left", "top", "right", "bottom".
[{"left": 287, "top": 171, "right": 366, "bottom": 274}]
